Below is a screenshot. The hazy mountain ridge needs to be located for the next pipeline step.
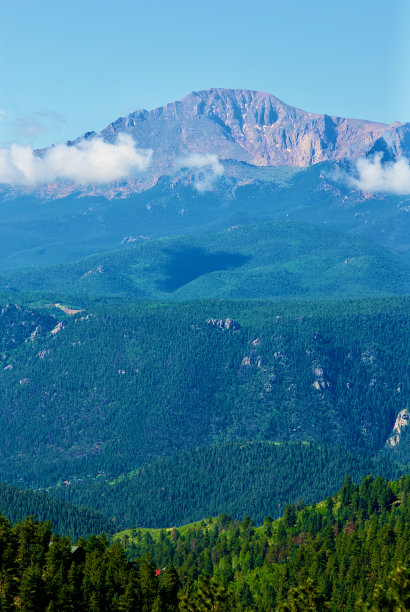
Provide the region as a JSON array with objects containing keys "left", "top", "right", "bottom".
[
  {"left": 0, "top": 163, "right": 409, "bottom": 274},
  {"left": 3, "top": 221, "right": 408, "bottom": 299}
]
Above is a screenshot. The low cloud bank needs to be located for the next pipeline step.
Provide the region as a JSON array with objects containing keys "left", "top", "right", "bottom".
[
  {"left": 0, "top": 134, "right": 152, "bottom": 186},
  {"left": 175, "top": 152, "right": 224, "bottom": 192},
  {"left": 350, "top": 153, "right": 410, "bottom": 195}
]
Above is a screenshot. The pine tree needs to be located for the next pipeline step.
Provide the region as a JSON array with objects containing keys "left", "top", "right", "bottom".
[
  {"left": 357, "top": 563, "right": 410, "bottom": 611},
  {"left": 138, "top": 552, "right": 157, "bottom": 612},
  {"left": 159, "top": 563, "right": 180, "bottom": 611},
  {"left": 19, "top": 562, "right": 47, "bottom": 611},
  {"left": 195, "top": 574, "right": 227, "bottom": 611},
  {"left": 278, "top": 578, "right": 329, "bottom": 611}
]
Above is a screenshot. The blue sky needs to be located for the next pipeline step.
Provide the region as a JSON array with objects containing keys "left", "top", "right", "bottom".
[{"left": 1, "top": 0, "right": 409, "bottom": 148}]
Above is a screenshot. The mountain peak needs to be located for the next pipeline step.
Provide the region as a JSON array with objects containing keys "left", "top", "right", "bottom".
[
  {"left": 186, "top": 87, "right": 295, "bottom": 109},
  {"left": 24, "top": 88, "right": 410, "bottom": 199},
  {"left": 100, "top": 87, "right": 398, "bottom": 179}
]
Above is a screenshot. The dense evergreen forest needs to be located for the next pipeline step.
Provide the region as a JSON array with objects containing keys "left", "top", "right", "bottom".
[
  {"left": 0, "top": 293, "right": 407, "bottom": 610},
  {"left": 118, "top": 474, "right": 410, "bottom": 611},
  {"left": 52, "top": 441, "right": 402, "bottom": 528},
  {"left": 0, "top": 296, "right": 408, "bottom": 490},
  {"left": 0, "top": 476, "right": 408, "bottom": 610},
  {"left": 0, "top": 480, "right": 114, "bottom": 540},
  {"left": 3, "top": 221, "right": 409, "bottom": 300}
]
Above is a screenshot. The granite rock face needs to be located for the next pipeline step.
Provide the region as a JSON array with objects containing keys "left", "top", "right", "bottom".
[{"left": 102, "top": 88, "right": 410, "bottom": 173}]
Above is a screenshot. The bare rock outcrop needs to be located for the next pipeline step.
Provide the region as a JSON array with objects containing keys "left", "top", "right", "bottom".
[
  {"left": 206, "top": 318, "right": 241, "bottom": 331},
  {"left": 386, "top": 408, "right": 410, "bottom": 447}
]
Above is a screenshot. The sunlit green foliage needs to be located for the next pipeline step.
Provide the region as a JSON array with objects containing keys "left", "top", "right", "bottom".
[{"left": 0, "top": 476, "right": 408, "bottom": 610}]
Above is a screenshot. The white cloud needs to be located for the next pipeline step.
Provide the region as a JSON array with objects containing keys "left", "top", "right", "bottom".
[
  {"left": 175, "top": 152, "right": 224, "bottom": 192},
  {"left": 0, "top": 134, "right": 152, "bottom": 186},
  {"left": 349, "top": 153, "right": 410, "bottom": 195}
]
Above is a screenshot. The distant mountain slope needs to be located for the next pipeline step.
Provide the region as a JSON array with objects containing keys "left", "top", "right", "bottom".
[
  {"left": 51, "top": 441, "right": 402, "bottom": 528},
  {"left": 0, "top": 161, "right": 408, "bottom": 274},
  {"left": 0, "top": 297, "right": 407, "bottom": 487},
  {"left": 0, "top": 302, "right": 56, "bottom": 349},
  {"left": 4, "top": 221, "right": 409, "bottom": 299}
]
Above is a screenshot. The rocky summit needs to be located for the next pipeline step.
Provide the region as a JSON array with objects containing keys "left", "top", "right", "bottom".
[
  {"left": 102, "top": 87, "right": 409, "bottom": 172},
  {"left": 25, "top": 88, "right": 410, "bottom": 198}
]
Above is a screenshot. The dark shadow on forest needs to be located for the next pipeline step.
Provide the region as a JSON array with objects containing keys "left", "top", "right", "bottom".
[{"left": 157, "top": 246, "right": 250, "bottom": 292}]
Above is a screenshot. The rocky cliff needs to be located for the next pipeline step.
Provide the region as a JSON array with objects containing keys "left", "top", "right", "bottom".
[{"left": 102, "top": 88, "right": 410, "bottom": 171}]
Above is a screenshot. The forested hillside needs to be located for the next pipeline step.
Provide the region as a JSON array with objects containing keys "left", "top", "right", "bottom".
[
  {"left": 0, "top": 480, "right": 114, "bottom": 540},
  {"left": 0, "top": 296, "right": 408, "bottom": 488},
  {"left": 0, "top": 476, "right": 408, "bottom": 610},
  {"left": 117, "top": 474, "right": 410, "bottom": 610},
  {"left": 2, "top": 221, "right": 409, "bottom": 300},
  {"left": 52, "top": 441, "right": 402, "bottom": 528}
]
